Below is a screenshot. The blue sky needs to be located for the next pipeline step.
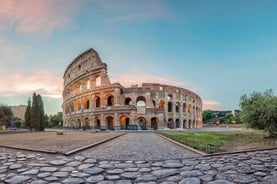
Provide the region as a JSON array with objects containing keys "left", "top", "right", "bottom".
[{"left": 1, "top": 0, "right": 277, "bottom": 114}]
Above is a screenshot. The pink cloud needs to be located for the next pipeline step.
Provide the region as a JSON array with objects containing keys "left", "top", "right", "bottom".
[
  {"left": 0, "top": 69, "right": 63, "bottom": 99},
  {"left": 203, "top": 100, "right": 221, "bottom": 110},
  {"left": 0, "top": 0, "right": 79, "bottom": 35}
]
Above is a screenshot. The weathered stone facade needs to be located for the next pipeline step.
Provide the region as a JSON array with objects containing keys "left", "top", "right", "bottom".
[{"left": 62, "top": 48, "right": 202, "bottom": 130}]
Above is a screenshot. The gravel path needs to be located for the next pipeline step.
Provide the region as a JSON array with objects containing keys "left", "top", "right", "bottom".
[{"left": 78, "top": 133, "right": 200, "bottom": 161}]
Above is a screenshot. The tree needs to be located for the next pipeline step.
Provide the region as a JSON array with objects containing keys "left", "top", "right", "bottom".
[
  {"left": 0, "top": 104, "right": 13, "bottom": 128},
  {"left": 240, "top": 89, "right": 277, "bottom": 137},
  {"left": 25, "top": 98, "right": 32, "bottom": 131},
  {"left": 202, "top": 110, "right": 213, "bottom": 123},
  {"left": 37, "top": 94, "right": 45, "bottom": 131},
  {"left": 49, "top": 112, "right": 63, "bottom": 127},
  {"left": 25, "top": 93, "right": 46, "bottom": 131}
]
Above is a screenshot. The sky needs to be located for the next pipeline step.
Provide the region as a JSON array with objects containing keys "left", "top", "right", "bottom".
[{"left": 1, "top": 0, "right": 277, "bottom": 115}]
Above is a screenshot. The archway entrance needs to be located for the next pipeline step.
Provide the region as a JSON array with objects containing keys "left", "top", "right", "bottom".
[
  {"left": 120, "top": 116, "right": 130, "bottom": 130},
  {"left": 106, "top": 116, "right": 114, "bottom": 130},
  {"left": 176, "top": 119, "right": 180, "bottom": 128},
  {"left": 168, "top": 118, "right": 174, "bottom": 129},
  {"left": 151, "top": 117, "right": 158, "bottom": 130},
  {"left": 95, "top": 117, "right": 101, "bottom": 129},
  {"left": 183, "top": 119, "right": 187, "bottom": 129},
  {"left": 137, "top": 117, "right": 146, "bottom": 130},
  {"left": 188, "top": 120, "right": 192, "bottom": 129},
  {"left": 77, "top": 119, "right": 81, "bottom": 128},
  {"left": 85, "top": 118, "right": 90, "bottom": 128}
]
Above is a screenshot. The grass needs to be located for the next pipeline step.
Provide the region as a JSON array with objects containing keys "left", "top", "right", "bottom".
[{"left": 160, "top": 130, "right": 268, "bottom": 153}]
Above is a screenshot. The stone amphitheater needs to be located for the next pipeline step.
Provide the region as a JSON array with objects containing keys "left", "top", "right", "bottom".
[{"left": 62, "top": 48, "right": 202, "bottom": 130}]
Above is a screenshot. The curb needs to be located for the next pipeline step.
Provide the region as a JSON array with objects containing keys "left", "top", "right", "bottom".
[
  {"left": 64, "top": 133, "right": 126, "bottom": 156},
  {"left": 157, "top": 133, "right": 207, "bottom": 156},
  {"left": 0, "top": 133, "right": 126, "bottom": 156}
]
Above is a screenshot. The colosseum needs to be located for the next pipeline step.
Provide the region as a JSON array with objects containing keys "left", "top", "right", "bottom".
[{"left": 62, "top": 48, "right": 202, "bottom": 130}]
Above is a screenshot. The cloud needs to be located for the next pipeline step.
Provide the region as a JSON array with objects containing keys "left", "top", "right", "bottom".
[
  {"left": 203, "top": 100, "right": 221, "bottom": 110},
  {"left": 94, "top": 0, "right": 172, "bottom": 23},
  {"left": 111, "top": 71, "right": 195, "bottom": 89},
  {"left": 0, "top": 69, "right": 63, "bottom": 99},
  {"left": 0, "top": 0, "right": 79, "bottom": 35}
]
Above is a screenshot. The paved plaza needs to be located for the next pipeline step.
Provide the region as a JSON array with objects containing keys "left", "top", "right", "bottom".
[{"left": 0, "top": 133, "right": 277, "bottom": 183}]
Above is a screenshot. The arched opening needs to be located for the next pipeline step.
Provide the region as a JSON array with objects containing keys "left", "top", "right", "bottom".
[
  {"left": 151, "top": 117, "right": 158, "bottom": 130},
  {"left": 125, "top": 98, "right": 132, "bottom": 105},
  {"left": 94, "top": 75, "right": 101, "bottom": 87},
  {"left": 106, "top": 116, "right": 114, "bottom": 130},
  {"left": 77, "top": 81, "right": 82, "bottom": 92},
  {"left": 176, "top": 119, "right": 180, "bottom": 128},
  {"left": 183, "top": 103, "right": 187, "bottom": 113},
  {"left": 137, "top": 117, "right": 147, "bottom": 130},
  {"left": 168, "top": 102, "right": 173, "bottom": 112},
  {"left": 168, "top": 118, "right": 174, "bottom": 129},
  {"left": 183, "top": 119, "right": 187, "bottom": 129},
  {"left": 188, "top": 104, "right": 192, "bottom": 113},
  {"left": 95, "top": 96, "right": 100, "bottom": 108},
  {"left": 167, "top": 94, "right": 173, "bottom": 100},
  {"left": 136, "top": 96, "right": 146, "bottom": 107},
  {"left": 176, "top": 102, "right": 180, "bottom": 113},
  {"left": 84, "top": 78, "right": 90, "bottom": 89},
  {"left": 120, "top": 115, "right": 130, "bottom": 130},
  {"left": 83, "top": 97, "right": 89, "bottom": 109},
  {"left": 85, "top": 118, "right": 90, "bottom": 128},
  {"left": 107, "top": 95, "right": 114, "bottom": 106},
  {"left": 193, "top": 120, "right": 196, "bottom": 128},
  {"left": 95, "top": 118, "right": 101, "bottom": 129},
  {"left": 70, "top": 102, "right": 74, "bottom": 112},
  {"left": 76, "top": 100, "right": 81, "bottom": 111},
  {"left": 159, "top": 100, "right": 166, "bottom": 109},
  {"left": 77, "top": 119, "right": 81, "bottom": 128}
]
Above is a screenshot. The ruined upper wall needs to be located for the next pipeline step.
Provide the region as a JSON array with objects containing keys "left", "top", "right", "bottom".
[{"left": 63, "top": 48, "right": 107, "bottom": 85}]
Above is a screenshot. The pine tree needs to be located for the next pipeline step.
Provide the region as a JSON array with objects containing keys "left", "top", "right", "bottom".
[
  {"left": 31, "top": 92, "right": 40, "bottom": 131},
  {"left": 37, "top": 94, "right": 45, "bottom": 131},
  {"left": 24, "top": 98, "right": 32, "bottom": 131}
]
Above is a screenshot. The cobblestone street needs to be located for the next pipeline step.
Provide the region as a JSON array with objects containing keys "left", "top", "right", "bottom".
[{"left": 0, "top": 133, "right": 277, "bottom": 183}]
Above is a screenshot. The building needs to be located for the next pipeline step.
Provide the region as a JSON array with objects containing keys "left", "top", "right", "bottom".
[
  {"left": 10, "top": 105, "right": 27, "bottom": 120},
  {"left": 62, "top": 48, "right": 202, "bottom": 130}
]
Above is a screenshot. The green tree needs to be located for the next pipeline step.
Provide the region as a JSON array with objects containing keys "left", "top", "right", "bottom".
[
  {"left": 25, "top": 98, "right": 33, "bottom": 131},
  {"left": 31, "top": 92, "right": 40, "bottom": 131},
  {"left": 37, "top": 94, "right": 45, "bottom": 131},
  {"left": 0, "top": 104, "right": 13, "bottom": 128},
  {"left": 240, "top": 89, "right": 277, "bottom": 137},
  {"left": 202, "top": 110, "right": 213, "bottom": 123},
  {"left": 50, "top": 111, "right": 63, "bottom": 127}
]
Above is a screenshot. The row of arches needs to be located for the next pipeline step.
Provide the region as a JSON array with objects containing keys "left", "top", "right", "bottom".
[
  {"left": 64, "top": 115, "right": 199, "bottom": 130},
  {"left": 65, "top": 94, "right": 201, "bottom": 116}
]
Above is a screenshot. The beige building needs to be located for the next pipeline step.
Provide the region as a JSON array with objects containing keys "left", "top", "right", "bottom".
[
  {"left": 10, "top": 105, "right": 27, "bottom": 120},
  {"left": 62, "top": 48, "right": 202, "bottom": 130}
]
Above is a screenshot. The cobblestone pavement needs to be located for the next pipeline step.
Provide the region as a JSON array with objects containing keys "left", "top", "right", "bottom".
[
  {"left": 0, "top": 133, "right": 277, "bottom": 183},
  {"left": 78, "top": 133, "right": 199, "bottom": 160}
]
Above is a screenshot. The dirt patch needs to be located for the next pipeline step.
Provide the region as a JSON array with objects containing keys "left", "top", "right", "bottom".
[{"left": 0, "top": 131, "right": 124, "bottom": 153}]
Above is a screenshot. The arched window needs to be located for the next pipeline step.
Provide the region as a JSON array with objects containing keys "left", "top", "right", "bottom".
[
  {"left": 107, "top": 96, "right": 114, "bottom": 106},
  {"left": 76, "top": 100, "right": 81, "bottom": 111},
  {"left": 176, "top": 102, "right": 180, "bottom": 113},
  {"left": 159, "top": 100, "right": 166, "bottom": 109},
  {"left": 83, "top": 97, "right": 89, "bottom": 109},
  {"left": 152, "top": 100, "right": 156, "bottom": 108},
  {"left": 125, "top": 98, "right": 132, "bottom": 105},
  {"left": 95, "top": 96, "right": 100, "bottom": 108},
  {"left": 167, "top": 94, "right": 173, "bottom": 100},
  {"left": 136, "top": 96, "right": 146, "bottom": 107},
  {"left": 168, "top": 102, "right": 173, "bottom": 112},
  {"left": 84, "top": 78, "right": 90, "bottom": 89}
]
